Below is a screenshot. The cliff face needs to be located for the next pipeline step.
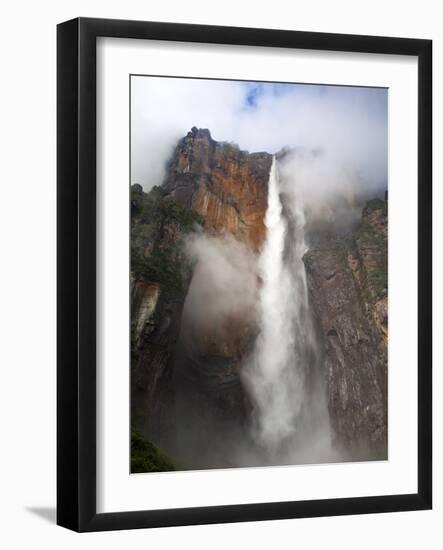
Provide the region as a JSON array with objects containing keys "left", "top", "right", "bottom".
[
  {"left": 130, "top": 184, "right": 203, "bottom": 449},
  {"left": 164, "top": 127, "right": 272, "bottom": 252},
  {"left": 131, "top": 130, "right": 272, "bottom": 462},
  {"left": 304, "top": 198, "right": 388, "bottom": 456},
  {"left": 131, "top": 127, "right": 388, "bottom": 468},
  {"left": 165, "top": 129, "right": 272, "bottom": 466}
]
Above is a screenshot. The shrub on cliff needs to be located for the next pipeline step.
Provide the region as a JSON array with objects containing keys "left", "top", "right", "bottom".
[
  {"left": 130, "top": 184, "right": 203, "bottom": 296},
  {"left": 131, "top": 430, "right": 175, "bottom": 473}
]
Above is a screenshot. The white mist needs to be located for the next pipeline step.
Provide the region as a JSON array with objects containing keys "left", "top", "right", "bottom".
[
  {"left": 245, "top": 157, "right": 302, "bottom": 450},
  {"left": 244, "top": 156, "right": 333, "bottom": 462}
]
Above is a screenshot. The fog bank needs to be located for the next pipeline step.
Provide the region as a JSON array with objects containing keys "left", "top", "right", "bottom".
[{"left": 131, "top": 76, "right": 387, "bottom": 203}]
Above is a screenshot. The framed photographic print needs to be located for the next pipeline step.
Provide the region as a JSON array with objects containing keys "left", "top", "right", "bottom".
[{"left": 57, "top": 17, "right": 432, "bottom": 532}]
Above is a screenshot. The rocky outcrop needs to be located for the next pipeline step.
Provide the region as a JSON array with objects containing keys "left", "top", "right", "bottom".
[
  {"left": 130, "top": 184, "right": 202, "bottom": 450},
  {"left": 162, "top": 129, "right": 273, "bottom": 466},
  {"left": 131, "top": 280, "right": 184, "bottom": 449},
  {"left": 132, "top": 281, "right": 160, "bottom": 346},
  {"left": 304, "top": 198, "right": 388, "bottom": 457},
  {"left": 131, "top": 131, "right": 273, "bottom": 462},
  {"left": 131, "top": 127, "right": 388, "bottom": 468},
  {"left": 163, "top": 127, "right": 272, "bottom": 252}
]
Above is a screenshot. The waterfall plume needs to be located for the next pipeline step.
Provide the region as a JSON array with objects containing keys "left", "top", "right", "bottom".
[{"left": 244, "top": 156, "right": 332, "bottom": 461}]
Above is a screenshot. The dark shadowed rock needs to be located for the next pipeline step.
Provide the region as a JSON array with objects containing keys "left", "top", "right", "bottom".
[
  {"left": 304, "top": 197, "right": 388, "bottom": 457},
  {"left": 131, "top": 130, "right": 273, "bottom": 464},
  {"left": 131, "top": 128, "right": 388, "bottom": 468}
]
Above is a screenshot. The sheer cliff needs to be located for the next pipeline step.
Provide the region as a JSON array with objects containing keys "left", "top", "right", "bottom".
[
  {"left": 304, "top": 198, "right": 388, "bottom": 457},
  {"left": 163, "top": 126, "right": 272, "bottom": 251},
  {"left": 131, "top": 129, "right": 272, "bottom": 465},
  {"left": 130, "top": 184, "right": 203, "bottom": 452},
  {"left": 130, "top": 127, "right": 388, "bottom": 470}
]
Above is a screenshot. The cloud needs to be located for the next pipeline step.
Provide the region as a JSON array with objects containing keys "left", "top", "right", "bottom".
[
  {"left": 131, "top": 77, "right": 246, "bottom": 189},
  {"left": 182, "top": 231, "right": 259, "bottom": 332},
  {"left": 131, "top": 76, "right": 387, "bottom": 197},
  {"left": 131, "top": 77, "right": 388, "bottom": 466}
]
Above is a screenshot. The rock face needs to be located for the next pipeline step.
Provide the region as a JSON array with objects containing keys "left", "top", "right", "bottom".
[
  {"left": 130, "top": 184, "right": 202, "bottom": 450},
  {"left": 131, "top": 127, "right": 388, "bottom": 468},
  {"left": 131, "top": 130, "right": 272, "bottom": 463},
  {"left": 164, "top": 127, "right": 272, "bottom": 252},
  {"left": 164, "top": 129, "right": 272, "bottom": 466},
  {"left": 304, "top": 198, "right": 388, "bottom": 457},
  {"left": 132, "top": 281, "right": 160, "bottom": 346},
  {"left": 131, "top": 277, "right": 183, "bottom": 449}
]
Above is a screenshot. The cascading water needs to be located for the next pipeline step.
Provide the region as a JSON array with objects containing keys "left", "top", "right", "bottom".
[{"left": 244, "top": 156, "right": 330, "bottom": 460}]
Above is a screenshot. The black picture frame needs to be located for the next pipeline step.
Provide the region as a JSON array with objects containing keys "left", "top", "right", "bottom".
[{"left": 57, "top": 17, "right": 432, "bottom": 532}]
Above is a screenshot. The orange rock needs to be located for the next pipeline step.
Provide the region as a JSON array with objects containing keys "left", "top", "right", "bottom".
[{"left": 163, "top": 128, "right": 272, "bottom": 253}]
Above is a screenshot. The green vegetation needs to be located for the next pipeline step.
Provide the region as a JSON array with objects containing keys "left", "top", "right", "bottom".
[
  {"left": 131, "top": 430, "right": 175, "bottom": 473},
  {"left": 355, "top": 221, "right": 386, "bottom": 248},
  {"left": 354, "top": 208, "right": 387, "bottom": 298},
  {"left": 131, "top": 184, "right": 203, "bottom": 229},
  {"left": 131, "top": 184, "right": 203, "bottom": 297},
  {"left": 131, "top": 246, "right": 185, "bottom": 296},
  {"left": 367, "top": 264, "right": 388, "bottom": 293},
  {"left": 131, "top": 184, "right": 203, "bottom": 228},
  {"left": 365, "top": 197, "right": 388, "bottom": 216},
  {"left": 159, "top": 196, "right": 204, "bottom": 228},
  {"left": 330, "top": 235, "right": 346, "bottom": 257}
]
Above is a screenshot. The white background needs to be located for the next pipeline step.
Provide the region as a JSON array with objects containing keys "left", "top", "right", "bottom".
[
  {"left": 97, "top": 39, "right": 418, "bottom": 513},
  {"left": 0, "top": 0, "right": 440, "bottom": 548}
]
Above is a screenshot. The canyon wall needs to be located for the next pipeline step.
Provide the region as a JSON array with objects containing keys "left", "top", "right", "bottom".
[
  {"left": 130, "top": 183, "right": 201, "bottom": 450},
  {"left": 163, "top": 126, "right": 272, "bottom": 251},
  {"left": 131, "top": 128, "right": 388, "bottom": 468},
  {"left": 131, "top": 129, "right": 272, "bottom": 464},
  {"left": 304, "top": 198, "right": 388, "bottom": 457}
]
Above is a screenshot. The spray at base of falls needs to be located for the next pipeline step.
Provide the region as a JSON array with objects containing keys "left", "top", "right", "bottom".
[{"left": 244, "top": 156, "right": 332, "bottom": 460}]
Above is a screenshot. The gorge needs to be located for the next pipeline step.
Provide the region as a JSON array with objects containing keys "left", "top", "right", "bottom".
[{"left": 130, "top": 127, "right": 388, "bottom": 472}]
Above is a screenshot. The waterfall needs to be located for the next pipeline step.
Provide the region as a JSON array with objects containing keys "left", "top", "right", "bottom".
[{"left": 245, "top": 156, "right": 323, "bottom": 457}]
